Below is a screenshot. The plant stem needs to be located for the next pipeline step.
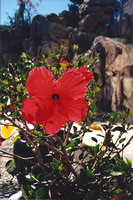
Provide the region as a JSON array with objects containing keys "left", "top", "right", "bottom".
[
  {"left": 63, "top": 122, "right": 73, "bottom": 146},
  {"left": 55, "top": 134, "right": 77, "bottom": 177}
]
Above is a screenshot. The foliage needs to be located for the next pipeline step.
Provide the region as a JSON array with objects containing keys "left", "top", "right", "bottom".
[
  {"left": 6, "top": 0, "right": 41, "bottom": 25},
  {"left": 0, "top": 46, "right": 133, "bottom": 199}
]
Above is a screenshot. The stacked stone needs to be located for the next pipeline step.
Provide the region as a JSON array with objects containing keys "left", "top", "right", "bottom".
[
  {"left": 87, "top": 36, "right": 133, "bottom": 112},
  {"left": 78, "top": 0, "right": 117, "bottom": 35}
]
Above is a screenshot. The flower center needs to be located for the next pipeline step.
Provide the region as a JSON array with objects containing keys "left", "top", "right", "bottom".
[{"left": 52, "top": 94, "right": 60, "bottom": 101}]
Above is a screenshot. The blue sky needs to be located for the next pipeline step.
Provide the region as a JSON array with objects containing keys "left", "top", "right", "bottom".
[{"left": 1, "top": 0, "right": 70, "bottom": 25}]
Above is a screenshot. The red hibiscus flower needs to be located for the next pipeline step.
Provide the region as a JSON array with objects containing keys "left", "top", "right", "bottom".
[
  {"left": 22, "top": 67, "right": 93, "bottom": 134},
  {"left": 76, "top": 66, "right": 94, "bottom": 82},
  {"left": 59, "top": 58, "right": 69, "bottom": 67}
]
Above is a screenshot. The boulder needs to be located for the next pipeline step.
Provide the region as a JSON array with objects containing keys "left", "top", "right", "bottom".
[
  {"left": 88, "top": 36, "right": 133, "bottom": 112},
  {"left": 27, "top": 14, "right": 74, "bottom": 58},
  {"left": 0, "top": 24, "right": 30, "bottom": 65},
  {"left": 78, "top": 0, "right": 116, "bottom": 35},
  {"left": 71, "top": 30, "right": 96, "bottom": 52}
]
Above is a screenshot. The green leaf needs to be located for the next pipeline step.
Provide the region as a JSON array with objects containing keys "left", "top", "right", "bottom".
[
  {"left": 58, "top": 164, "right": 63, "bottom": 172},
  {"left": 35, "top": 187, "right": 44, "bottom": 199},
  {"left": 21, "top": 185, "right": 33, "bottom": 200},
  {"left": 113, "top": 188, "right": 123, "bottom": 196},
  {"left": 16, "top": 84, "right": 22, "bottom": 92},
  {"left": 119, "top": 137, "right": 126, "bottom": 144},
  {"left": 125, "top": 158, "right": 132, "bottom": 168},
  {"left": 112, "top": 126, "right": 125, "bottom": 132},
  {"left": 86, "top": 169, "right": 95, "bottom": 180},
  {"left": 53, "top": 158, "right": 59, "bottom": 170},
  {"left": 73, "top": 126, "right": 77, "bottom": 133},
  {"left": 11, "top": 135, "right": 20, "bottom": 144},
  {"left": 117, "top": 159, "right": 130, "bottom": 171},
  {"left": 36, "top": 173, "right": 42, "bottom": 180},
  {"left": 0, "top": 103, "right": 4, "bottom": 112},
  {"left": 95, "top": 144, "right": 99, "bottom": 153},
  {"left": 5, "top": 159, "right": 17, "bottom": 176},
  {"left": 111, "top": 171, "right": 123, "bottom": 176},
  {"left": 77, "top": 168, "right": 95, "bottom": 183},
  {"left": 113, "top": 165, "right": 124, "bottom": 172},
  {"left": 49, "top": 53, "right": 59, "bottom": 59},
  {"left": 16, "top": 96, "right": 20, "bottom": 102},
  {"left": 31, "top": 164, "right": 38, "bottom": 171}
]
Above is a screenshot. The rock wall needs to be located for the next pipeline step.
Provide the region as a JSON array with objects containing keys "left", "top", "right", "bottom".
[
  {"left": 78, "top": 0, "right": 117, "bottom": 35},
  {"left": 118, "top": 0, "right": 133, "bottom": 43},
  {"left": 88, "top": 36, "right": 133, "bottom": 112},
  {"left": 24, "top": 14, "right": 74, "bottom": 59},
  {"left": 0, "top": 24, "right": 30, "bottom": 65}
]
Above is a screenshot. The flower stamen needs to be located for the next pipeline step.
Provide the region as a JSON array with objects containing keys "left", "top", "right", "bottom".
[{"left": 52, "top": 94, "right": 60, "bottom": 101}]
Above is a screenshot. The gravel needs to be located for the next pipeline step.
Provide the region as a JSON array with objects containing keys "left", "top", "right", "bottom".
[{"left": 0, "top": 139, "right": 20, "bottom": 199}]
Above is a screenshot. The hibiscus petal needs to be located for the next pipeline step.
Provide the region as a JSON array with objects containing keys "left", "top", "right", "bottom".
[
  {"left": 22, "top": 98, "right": 45, "bottom": 125},
  {"left": 57, "top": 69, "right": 88, "bottom": 100},
  {"left": 26, "top": 67, "right": 56, "bottom": 99},
  {"left": 79, "top": 66, "right": 94, "bottom": 82},
  {"left": 43, "top": 103, "right": 68, "bottom": 134},
  {"left": 59, "top": 97, "right": 88, "bottom": 122}
]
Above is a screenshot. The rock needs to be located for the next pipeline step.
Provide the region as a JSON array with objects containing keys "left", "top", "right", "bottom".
[
  {"left": 72, "top": 30, "right": 96, "bottom": 52},
  {"left": 59, "top": 10, "right": 72, "bottom": 27},
  {"left": 0, "top": 24, "right": 30, "bottom": 65},
  {"left": 25, "top": 14, "right": 75, "bottom": 59},
  {"left": 89, "top": 36, "right": 133, "bottom": 112},
  {"left": 78, "top": 0, "right": 116, "bottom": 35},
  {"left": 31, "top": 14, "right": 51, "bottom": 37},
  {"left": 123, "top": 77, "right": 133, "bottom": 98},
  {"left": 118, "top": 0, "right": 133, "bottom": 44}
]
